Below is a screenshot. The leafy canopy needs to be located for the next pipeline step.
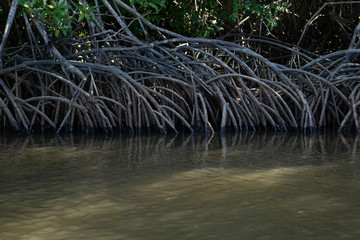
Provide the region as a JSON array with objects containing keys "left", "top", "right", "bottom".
[
  {"left": 18, "top": 0, "right": 97, "bottom": 38},
  {"left": 232, "top": 0, "right": 292, "bottom": 30},
  {"left": 16, "top": 0, "right": 292, "bottom": 39}
]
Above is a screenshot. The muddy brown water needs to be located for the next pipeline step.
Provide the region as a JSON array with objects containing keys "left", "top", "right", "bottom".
[{"left": 0, "top": 132, "right": 360, "bottom": 240}]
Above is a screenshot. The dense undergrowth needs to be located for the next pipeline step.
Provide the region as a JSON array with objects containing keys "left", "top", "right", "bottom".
[{"left": 0, "top": 0, "right": 360, "bottom": 134}]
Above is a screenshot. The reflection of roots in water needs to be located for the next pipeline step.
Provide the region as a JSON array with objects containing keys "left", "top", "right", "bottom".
[
  {"left": 2, "top": 132, "right": 359, "bottom": 164},
  {"left": 1, "top": 133, "right": 359, "bottom": 240}
]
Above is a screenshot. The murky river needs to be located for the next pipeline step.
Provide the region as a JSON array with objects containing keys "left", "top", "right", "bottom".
[{"left": 0, "top": 132, "right": 360, "bottom": 240}]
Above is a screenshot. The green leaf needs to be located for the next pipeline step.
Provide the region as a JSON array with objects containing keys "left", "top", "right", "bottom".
[
  {"left": 55, "top": 29, "right": 60, "bottom": 38},
  {"left": 130, "top": 0, "right": 136, "bottom": 5},
  {"left": 23, "top": 2, "right": 30, "bottom": 8},
  {"left": 159, "top": 0, "right": 166, "bottom": 8},
  {"left": 40, "top": 13, "right": 46, "bottom": 21},
  {"left": 54, "top": 8, "right": 64, "bottom": 15},
  {"left": 62, "top": 27, "right": 70, "bottom": 36},
  {"left": 53, "top": 14, "right": 61, "bottom": 23},
  {"left": 88, "top": 6, "right": 97, "bottom": 13},
  {"left": 149, "top": 3, "right": 159, "bottom": 13},
  {"left": 44, "top": 8, "right": 52, "bottom": 15},
  {"left": 78, "top": 14, "right": 85, "bottom": 22},
  {"left": 59, "top": 0, "right": 66, "bottom": 7},
  {"left": 30, "top": 0, "right": 38, "bottom": 7}
]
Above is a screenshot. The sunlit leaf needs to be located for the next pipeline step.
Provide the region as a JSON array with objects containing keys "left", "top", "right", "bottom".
[{"left": 23, "top": 2, "right": 30, "bottom": 8}]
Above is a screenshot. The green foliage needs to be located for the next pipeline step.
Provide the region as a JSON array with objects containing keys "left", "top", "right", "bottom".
[
  {"left": 119, "top": 0, "right": 226, "bottom": 38},
  {"left": 160, "top": 0, "right": 226, "bottom": 38},
  {"left": 16, "top": 0, "right": 290, "bottom": 40},
  {"left": 232, "top": 0, "right": 291, "bottom": 30},
  {"left": 123, "top": 0, "right": 290, "bottom": 37},
  {"left": 77, "top": 2, "right": 97, "bottom": 22},
  {"left": 18, "top": 0, "right": 97, "bottom": 38},
  {"left": 130, "top": 0, "right": 165, "bottom": 14}
]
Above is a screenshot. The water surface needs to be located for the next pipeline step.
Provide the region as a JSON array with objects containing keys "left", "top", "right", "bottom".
[{"left": 0, "top": 132, "right": 360, "bottom": 240}]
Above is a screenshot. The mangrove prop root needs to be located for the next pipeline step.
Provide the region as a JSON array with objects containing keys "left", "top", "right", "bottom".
[{"left": 0, "top": 0, "right": 359, "bottom": 134}]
